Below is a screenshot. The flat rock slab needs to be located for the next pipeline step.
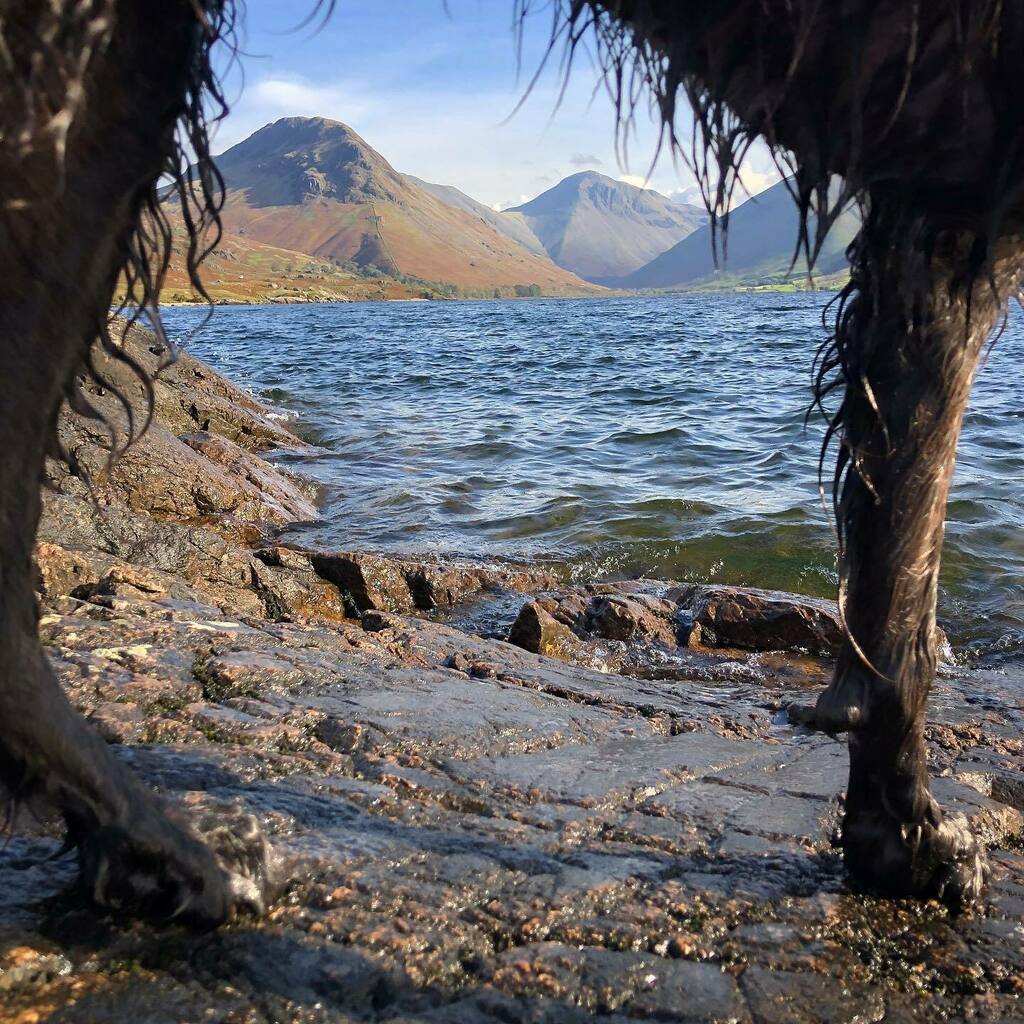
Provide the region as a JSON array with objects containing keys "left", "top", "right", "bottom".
[{"left": 0, "top": 591, "right": 1021, "bottom": 1023}]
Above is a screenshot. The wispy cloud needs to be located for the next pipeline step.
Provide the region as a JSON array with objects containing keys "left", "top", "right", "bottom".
[
  {"left": 493, "top": 195, "right": 531, "bottom": 212},
  {"left": 569, "top": 152, "right": 602, "bottom": 167},
  {"left": 618, "top": 173, "right": 652, "bottom": 190}
]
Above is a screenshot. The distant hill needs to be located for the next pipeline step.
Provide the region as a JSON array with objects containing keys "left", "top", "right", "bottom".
[
  {"left": 614, "top": 177, "right": 859, "bottom": 290},
  {"left": 506, "top": 171, "right": 707, "bottom": 280},
  {"left": 152, "top": 231, "right": 432, "bottom": 305},
  {"left": 207, "top": 117, "right": 600, "bottom": 297},
  {"left": 407, "top": 176, "right": 547, "bottom": 258}
]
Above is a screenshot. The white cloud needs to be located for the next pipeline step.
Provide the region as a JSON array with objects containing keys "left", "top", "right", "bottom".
[
  {"left": 663, "top": 153, "right": 783, "bottom": 210},
  {"left": 209, "top": 73, "right": 375, "bottom": 153},
  {"left": 735, "top": 163, "right": 783, "bottom": 201},
  {"left": 618, "top": 173, "right": 651, "bottom": 190},
  {"left": 212, "top": 60, "right": 684, "bottom": 208},
  {"left": 493, "top": 195, "right": 530, "bottom": 212},
  {"left": 667, "top": 184, "right": 704, "bottom": 206}
]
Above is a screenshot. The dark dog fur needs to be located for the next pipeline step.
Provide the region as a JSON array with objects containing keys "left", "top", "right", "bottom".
[{"left": 1, "top": 0, "right": 1022, "bottom": 923}]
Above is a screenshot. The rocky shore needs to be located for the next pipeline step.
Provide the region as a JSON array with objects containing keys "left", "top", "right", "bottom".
[{"left": 1, "top": 326, "right": 1023, "bottom": 1022}]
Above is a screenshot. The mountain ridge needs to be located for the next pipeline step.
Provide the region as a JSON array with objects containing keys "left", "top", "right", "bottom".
[
  {"left": 207, "top": 116, "right": 600, "bottom": 297},
  {"left": 610, "top": 177, "right": 858, "bottom": 290},
  {"left": 158, "top": 117, "right": 856, "bottom": 302},
  {"left": 506, "top": 170, "right": 708, "bottom": 280},
  {"left": 407, "top": 176, "right": 548, "bottom": 257}
]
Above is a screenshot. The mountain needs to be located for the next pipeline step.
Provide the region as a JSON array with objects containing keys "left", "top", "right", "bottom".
[
  {"left": 505, "top": 171, "right": 707, "bottom": 281},
  {"left": 615, "top": 177, "right": 859, "bottom": 290},
  {"left": 407, "top": 176, "right": 547, "bottom": 257},
  {"left": 208, "top": 117, "right": 599, "bottom": 297}
]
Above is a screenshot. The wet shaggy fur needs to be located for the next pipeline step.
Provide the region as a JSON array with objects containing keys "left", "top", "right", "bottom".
[
  {"left": 1, "top": 0, "right": 1023, "bottom": 922},
  {"left": 0, "top": 0, "right": 275, "bottom": 924}
]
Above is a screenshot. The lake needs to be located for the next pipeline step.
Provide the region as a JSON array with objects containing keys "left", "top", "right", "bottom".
[{"left": 162, "top": 293, "right": 1024, "bottom": 657}]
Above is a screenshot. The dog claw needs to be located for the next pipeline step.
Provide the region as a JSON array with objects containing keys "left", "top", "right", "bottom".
[{"left": 77, "top": 804, "right": 278, "bottom": 925}]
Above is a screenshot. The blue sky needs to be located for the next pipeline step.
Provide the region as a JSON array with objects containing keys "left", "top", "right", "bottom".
[{"left": 215, "top": 1, "right": 780, "bottom": 209}]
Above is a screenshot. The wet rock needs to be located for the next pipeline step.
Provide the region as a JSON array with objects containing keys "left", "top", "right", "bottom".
[
  {"left": 508, "top": 587, "right": 682, "bottom": 659},
  {"left": 739, "top": 965, "right": 885, "bottom": 1024},
  {"left": 588, "top": 593, "right": 681, "bottom": 645},
  {"left": 0, "top": 945, "right": 72, "bottom": 995},
  {"left": 489, "top": 942, "right": 747, "bottom": 1020},
  {"left": 311, "top": 552, "right": 416, "bottom": 613},
  {"left": 309, "top": 551, "right": 555, "bottom": 614},
  {"left": 9, "top": 321, "right": 1024, "bottom": 1023},
  {"left": 10, "top": 588, "right": 1023, "bottom": 1023},
  {"left": 507, "top": 585, "right": 831, "bottom": 688},
  {"left": 685, "top": 584, "right": 844, "bottom": 656},
  {"left": 508, "top": 600, "right": 588, "bottom": 661},
  {"left": 251, "top": 549, "right": 349, "bottom": 623}
]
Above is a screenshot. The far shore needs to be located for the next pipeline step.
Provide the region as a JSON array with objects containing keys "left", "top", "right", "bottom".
[{"left": 156, "top": 278, "right": 845, "bottom": 308}]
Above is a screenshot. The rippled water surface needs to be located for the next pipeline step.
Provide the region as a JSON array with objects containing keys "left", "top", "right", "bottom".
[{"left": 163, "top": 294, "right": 1023, "bottom": 653}]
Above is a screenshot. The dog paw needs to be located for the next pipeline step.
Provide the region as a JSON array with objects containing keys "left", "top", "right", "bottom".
[
  {"left": 78, "top": 802, "right": 278, "bottom": 925},
  {"left": 189, "top": 804, "right": 280, "bottom": 917},
  {"left": 924, "top": 813, "right": 988, "bottom": 909},
  {"left": 842, "top": 807, "right": 988, "bottom": 909}
]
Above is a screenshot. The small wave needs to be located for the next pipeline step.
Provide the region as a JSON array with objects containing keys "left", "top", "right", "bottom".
[{"left": 599, "top": 426, "right": 690, "bottom": 446}]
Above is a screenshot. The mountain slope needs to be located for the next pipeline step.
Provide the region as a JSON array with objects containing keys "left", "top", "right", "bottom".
[
  {"left": 506, "top": 171, "right": 707, "bottom": 280},
  {"left": 212, "top": 117, "right": 599, "bottom": 296},
  {"left": 407, "top": 176, "right": 547, "bottom": 257},
  {"left": 616, "top": 178, "right": 859, "bottom": 289},
  {"left": 154, "top": 232, "right": 431, "bottom": 304}
]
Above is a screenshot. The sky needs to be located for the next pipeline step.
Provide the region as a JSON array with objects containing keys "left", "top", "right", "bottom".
[{"left": 213, "top": 0, "right": 782, "bottom": 211}]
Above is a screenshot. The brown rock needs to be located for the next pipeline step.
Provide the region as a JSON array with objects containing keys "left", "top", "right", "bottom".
[
  {"left": 405, "top": 564, "right": 485, "bottom": 609},
  {"left": 89, "top": 322, "right": 304, "bottom": 453},
  {"left": 37, "top": 492, "right": 264, "bottom": 617},
  {"left": 54, "top": 414, "right": 313, "bottom": 527},
  {"left": 251, "top": 550, "right": 350, "bottom": 623},
  {"left": 685, "top": 584, "right": 843, "bottom": 656},
  {"left": 180, "top": 431, "right": 317, "bottom": 521},
  {"left": 310, "top": 552, "right": 416, "bottom": 612},
  {"left": 197, "top": 650, "right": 308, "bottom": 701},
  {"left": 587, "top": 594, "right": 680, "bottom": 645},
  {"left": 307, "top": 551, "right": 555, "bottom": 614},
  {"left": 0, "top": 946, "right": 72, "bottom": 995},
  {"left": 87, "top": 701, "right": 147, "bottom": 744},
  {"left": 508, "top": 600, "right": 584, "bottom": 660},
  {"left": 547, "top": 592, "right": 590, "bottom": 631},
  {"left": 35, "top": 542, "right": 116, "bottom": 600}
]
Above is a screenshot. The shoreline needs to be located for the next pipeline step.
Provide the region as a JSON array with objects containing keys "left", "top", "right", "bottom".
[
  {"left": 155, "top": 279, "right": 844, "bottom": 308},
  {"left": 8, "top": 323, "right": 1024, "bottom": 1021}
]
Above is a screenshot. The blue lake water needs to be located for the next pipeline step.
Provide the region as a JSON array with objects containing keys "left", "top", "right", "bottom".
[{"left": 162, "top": 293, "right": 1024, "bottom": 655}]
